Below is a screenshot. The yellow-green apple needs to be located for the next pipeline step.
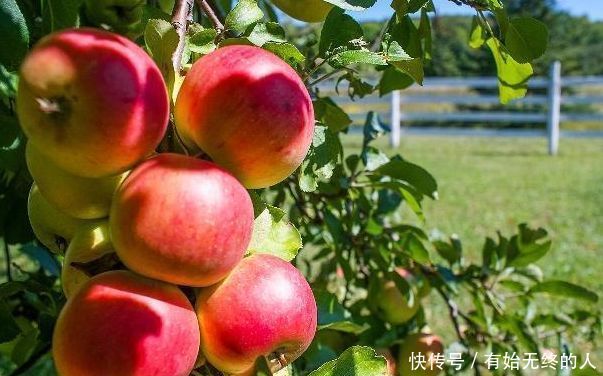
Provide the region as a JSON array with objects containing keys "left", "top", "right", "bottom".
[
  {"left": 17, "top": 28, "right": 168, "bottom": 178},
  {"left": 270, "top": 0, "right": 333, "bottom": 22},
  {"left": 398, "top": 333, "right": 444, "bottom": 376},
  {"left": 369, "top": 268, "right": 423, "bottom": 325},
  {"left": 53, "top": 270, "right": 200, "bottom": 376},
  {"left": 62, "top": 221, "right": 117, "bottom": 299},
  {"left": 26, "top": 142, "right": 127, "bottom": 219},
  {"left": 174, "top": 45, "right": 314, "bottom": 188},
  {"left": 196, "top": 254, "right": 317, "bottom": 374},
  {"left": 27, "top": 184, "right": 94, "bottom": 253},
  {"left": 110, "top": 153, "right": 254, "bottom": 286},
  {"left": 84, "top": 0, "right": 146, "bottom": 38},
  {"left": 376, "top": 348, "right": 398, "bottom": 376}
]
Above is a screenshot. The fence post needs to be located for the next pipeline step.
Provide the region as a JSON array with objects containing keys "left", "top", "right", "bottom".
[
  {"left": 547, "top": 61, "right": 561, "bottom": 155},
  {"left": 390, "top": 90, "right": 401, "bottom": 148}
]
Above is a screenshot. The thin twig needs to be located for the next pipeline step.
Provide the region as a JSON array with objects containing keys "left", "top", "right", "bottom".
[
  {"left": 3, "top": 238, "right": 11, "bottom": 282},
  {"left": 171, "top": 0, "right": 194, "bottom": 74},
  {"left": 195, "top": 0, "right": 225, "bottom": 32},
  {"left": 308, "top": 68, "right": 345, "bottom": 87}
]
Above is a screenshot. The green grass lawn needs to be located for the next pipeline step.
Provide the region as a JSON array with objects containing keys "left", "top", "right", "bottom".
[{"left": 346, "top": 135, "right": 603, "bottom": 295}]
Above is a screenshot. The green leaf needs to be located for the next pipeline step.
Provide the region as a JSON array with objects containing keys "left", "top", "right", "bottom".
[
  {"left": 362, "top": 146, "right": 389, "bottom": 171},
  {"left": 434, "top": 237, "right": 462, "bottom": 266},
  {"left": 324, "top": 0, "right": 377, "bottom": 11},
  {"left": 43, "top": 0, "right": 83, "bottom": 33},
  {"left": 362, "top": 111, "right": 389, "bottom": 148},
  {"left": 299, "top": 126, "right": 342, "bottom": 193},
  {"left": 374, "top": 159, "right": 438, "bottom": 199},
  {"left": 318, "top": 321, "right": 368, "bottom": 335},
  {"left": 389, "top": 58, "right": 424, "bottom": 85},
  {"left": 225, "top": 0, "right": 264, "bottom": 35},
  {"left": 505, "top": 17, "right": 548, "bottom": 63},
  {"left": 144, "top": 19, "right": 180, "bottom": 102},
  {"left": 187, "top": 26, "right": 217, "bottom": 55},
  {"left": 379, "top": 67, "right": 414, "bottom": 96},
  {"left": 0, "top": 300, "right": 20, "bottom": 343},
  {"left": 330, "top": 49, "right": 387, "bottom": 67},
  {"left": 390, "top": 0, "right": 428, "bottom": 16},
  {"left": 529, "top": 281, "right": 599, "bottom": 303},
  {"left": 319, "top": 8, "right": 363, "bottom": 57},
  {"left": 263, "top": 42, "right": 305, "bottom": 67},
  {"left": 402, "top": 232, "right": 430, "bottom": 263},
  {"left": 486, "top": 37, "right": 533, "bottom": 104},
  {"left": 309, "top": 346, "right": 388, "bottom": 376},
  {"left": 0, "top": 0, "right": 29, "bottom": 70},
  {"left": 313, "top": 97, "right": 353, "bottom": 133},
  {"left": 247, "top": 205, "right": 302, "bottom": 262},
  {"left": 507, "top": 224, "right": 551, "bottom": 267},
  {"left": 247, "top": 22, "right": 286, "bottom": 46},
  {"left": 469, "top": 16, "right": 486, "bottom": 49}
]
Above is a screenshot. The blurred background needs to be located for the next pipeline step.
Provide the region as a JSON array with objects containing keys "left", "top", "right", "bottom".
[{"left": 284, "top": 0, "right": 603, "bottom": 306}]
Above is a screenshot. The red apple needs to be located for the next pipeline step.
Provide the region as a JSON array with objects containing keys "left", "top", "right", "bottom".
[
  {"left": 17, "top": 28, "right": 168, "bottom": 178},
  {"left": 174, "top": 45, "right": 314, "bottom": 188},
  {"left": 398, "top": 333, "right": 444, "bottom": 376},
  {"left": 376, "top": 348, "right": 398, "bottom": 376},
  {"left": 196, "top": 254, "right": 317, "bottom": 374},
  {"left": 110, "top": 153, "right": 254, "bottom": 286},
  {"left": 53, "top": 270, "right": 200, "bottom": 376}
]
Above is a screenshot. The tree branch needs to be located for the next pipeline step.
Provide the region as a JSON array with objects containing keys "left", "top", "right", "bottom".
[
  {"left": 195, "top": 0, "right": 225, "bottom": 33},
  {"left": 171, "top": 0, "right": 194, "bottom": 74},
  {"left": 3, "top": 238, "right": 11, "bottom": 282}
]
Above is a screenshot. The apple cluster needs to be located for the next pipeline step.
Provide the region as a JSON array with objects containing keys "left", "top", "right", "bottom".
[{"left": 17, "top": 27, "right": 317, "bottom": 376}]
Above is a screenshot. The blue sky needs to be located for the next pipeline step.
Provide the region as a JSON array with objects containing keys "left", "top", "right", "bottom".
[{"left": 353, "top": 0, "right": 603, "bottom": 21}]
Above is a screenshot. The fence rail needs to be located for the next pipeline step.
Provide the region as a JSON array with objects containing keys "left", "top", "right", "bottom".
[{"left": 318, "top": 61, "right": 603, "bottom": 155}]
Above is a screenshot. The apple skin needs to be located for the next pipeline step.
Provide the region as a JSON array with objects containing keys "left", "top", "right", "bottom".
[
  {"left": 26, "top": 142, "right": 127, "bottom": 219},
  {"left": 196, "top": 254, "right": 317, "bottom": 374},
  {"left": 398, "top": 333, "right": 444, "bottom": 376},
  {"left": 17, "top": 28, "right": 169, "bottom": 178},
  {"left": 270, "top": 0, "right": 333, "bottom": 22},
  {"left": 175, "top": 45, "right": 314, "bottom": 189},
  {"left": 370, "top": 268, "right": 423, "bottom": 325},
  {"left": 62, "top": 221, "right": 116, "bottom": 299},
  {"left": 110, "top": 153, "right": 254, "bottom": 287},
  {"left": 27, "top": 184, "right": 94, "bottom": 254},
  {"left": 53, "top": 270, "right": 200, "bottom": 376}
]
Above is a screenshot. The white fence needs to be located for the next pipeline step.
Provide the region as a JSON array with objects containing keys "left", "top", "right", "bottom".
[{"left": 319, "top": 61, "right": 603, "bottom": 155}]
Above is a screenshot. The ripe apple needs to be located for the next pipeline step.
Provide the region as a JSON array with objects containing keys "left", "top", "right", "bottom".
[
  {"left": 84, "top": 0, "right": 146, "bottom": 38},
  {"left": 26, "top": 142, "right": 127, "bottom": 219},
  {"left": 62, "top": 221, "right": 117, "bottom": 298},
  {"left": 174, "top": 45, "right": 314, "bottom": 189},
  {"left": 369, "top": 268, "right": 423, "bottom": 325},
  {"left": 110, "top": 153, "right": 254, "bottom": 287},
  {"left": 17, "top": 28, "right": 169, "bottom": 178},
  {"left": 196, "top": 254, "right": 317, "bottom": 374},
  {"left": 270, "top": 0, "right": 334, "bottom": 22},
  {"left": 398, "top": 333, "right": 444, "bottom": 376},
  {"left": 53, "top": 270, "right": 200, "bottom": 376},
  {"left": 27, "top": 184, "right": 94, "bottom": 253}
]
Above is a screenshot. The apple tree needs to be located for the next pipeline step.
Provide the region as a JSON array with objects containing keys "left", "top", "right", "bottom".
[{"left": 0, "top": 0, "right": 601, "bottom": 375}]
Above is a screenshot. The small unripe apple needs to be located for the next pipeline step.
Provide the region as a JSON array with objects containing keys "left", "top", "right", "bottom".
[
  {"left": 110, "top": 153, "right": 254, "bottom": 286},
  {"left": 26, "top": 142, "right": 127, "bottom": 219},
  {"left": 17, "top": 28, "right": 169, "bottom": 178},
  {"left": 62, "top": 221, "right": 117, "bottom": 299},
  {"left": 53, "top": 270, "right": 200, "bottom": 376},
  {"left": 196, "top": 254, "right": 317, "bottom": 374},
  {"left": 270, "top": 0, "right": 333, "bottom": 22},
  {"left": 27, "top": 184, "right": 94, "bottom": 253},
  {"left": 369, "top": 268, "right": 423, "bottom": 325},
  {"left": 84, "top": 0, "right": 146, "bottom": 38},
  {"left": 376, "top": 348, "right": 398, "bottom": 376},
  {"left": 175, "top": 45, "right": 314, "bottom": 188},
  {"left": 398, "top": 333, "right": 444, "bottom": 376}
]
